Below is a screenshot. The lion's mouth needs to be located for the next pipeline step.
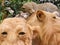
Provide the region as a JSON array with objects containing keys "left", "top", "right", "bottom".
[{"left": 1, "top": 40, "right": 25, "bottom": 45}]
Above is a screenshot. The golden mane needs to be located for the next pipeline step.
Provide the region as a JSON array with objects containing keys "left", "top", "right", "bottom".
[{"left": 27, "top": 10, "right": 60, "bottom": 45}]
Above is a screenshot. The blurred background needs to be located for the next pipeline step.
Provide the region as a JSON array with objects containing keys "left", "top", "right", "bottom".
[{"left": 0, "top": 0, "right": 60, "bottom": 21}]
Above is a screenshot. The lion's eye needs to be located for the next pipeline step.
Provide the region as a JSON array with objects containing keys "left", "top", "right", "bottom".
[
  {"left": 19, "top": 32, "right": 25, "bottom": 35},
  {"left": 29, "top": 9, "right": 31, "bottom": 10},
  {"left": 53, "top": 16, "right": 56, "bottom": 19},
  {"left": 1, "top": 32, "right": 7, "bottom": 35}
]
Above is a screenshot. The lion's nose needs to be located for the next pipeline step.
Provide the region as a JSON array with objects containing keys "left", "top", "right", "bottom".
[{"left": 7, "top": 32, "right": 17, "bottom": 43}]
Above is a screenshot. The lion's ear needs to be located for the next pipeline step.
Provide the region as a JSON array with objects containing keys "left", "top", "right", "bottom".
[{"left": 36, "top": 10, "right": 46, "bottom": 22}]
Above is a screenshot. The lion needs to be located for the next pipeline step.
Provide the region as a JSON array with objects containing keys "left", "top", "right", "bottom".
[
  {"left": 21, "top": 2, "right": 58, "bottom": 16},
  {"left": 27, "top": 10, "right": 60, "bottom": 45},
  {"left": 38, "top": 3, "right": 58, "bottom": 12},
  {"left": 0, "top": 17, "right": 41, "bottom": 45},
  {"left": 22, "top": 2, "right": 38, "bottom": 14}
]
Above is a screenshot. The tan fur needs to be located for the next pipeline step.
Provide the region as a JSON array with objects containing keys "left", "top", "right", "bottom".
[
  {"left": 22, "top": 2, "right": 38, "bottom": 14},
  {"left": 0, "top": 17, "right": 36, "bottom": 45},
  {"left": 27, "top": 10, "right": 60, "bottom": 45},
  {"left": 38, "top": 3, "right": 58, "bottom": 12},
  {"left": 22, "top": 2, "right": 58, "bottom": 15}
]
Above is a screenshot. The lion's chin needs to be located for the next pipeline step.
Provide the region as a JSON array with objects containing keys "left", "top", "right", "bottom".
[{"left": 1, "top": 40, "right": 25, "bottom": 45}]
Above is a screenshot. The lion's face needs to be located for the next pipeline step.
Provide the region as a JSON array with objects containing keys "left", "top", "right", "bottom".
[
  {"left": 27, "top": 10, "right": 59, "bottom": 45},
  {"left": 27, "top": 10, "right": 57, "bottom": 26},
  {"left": 0, "top": 18, "right": 33, "bottom": 45},
  {"left": 22, "top": 2, "right": 38, "bottom": 15}
]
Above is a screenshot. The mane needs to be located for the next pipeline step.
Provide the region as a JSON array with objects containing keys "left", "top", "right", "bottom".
[
  {"left": 27, "top": 10, "right": 60, "bottom": 45},
  {"left": 40, "top": 11, "right": 60, "bottom": 45}
]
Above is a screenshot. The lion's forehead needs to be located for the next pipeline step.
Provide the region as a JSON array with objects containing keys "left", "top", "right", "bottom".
[
  {"left": 0, "top": 18, "right": 29, "bottom": 33},
  {"left": 0, "top": 24, "right": 28, "bottom": 33}
]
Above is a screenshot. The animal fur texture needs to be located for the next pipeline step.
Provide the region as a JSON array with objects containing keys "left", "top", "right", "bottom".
[
  {"left": 22, "top": 2, "right": 58, "bottom": 15},
  {"left": 27, "top": 10, "right": 60, "bottom": 45},
  {"left": 20, "top": 2, "right": 59, "bottom": 19},
  {"left": 0, "top": 17, "right": 32, "bottom": 45},
  {"left": 38, "top": 3, "right": 58, "bottom": 12},
  {"left": 22, "top": 2, "right": 38, "bottom": 14},
  {"left": 0, "top": 17, "right": 41, "bottom": 45}
]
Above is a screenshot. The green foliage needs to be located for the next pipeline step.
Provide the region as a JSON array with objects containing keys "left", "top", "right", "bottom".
[
  {"left": 9, "top": 0, "right": 33, "bottom": 14},
  {"left": 32, "top": 0, "right": 40, "bottom": 4},
  {"left": 0, "top": 4, "right": 2, "bottom": 11},
  {"left": 0, "top": 0, "right": 39, "bottom": 21},
  {"left": 0, "top": 0, "right": 60, "bottom": 22},
  {"left": 0, "top": 12, "right": 3, "bottom": 20}
]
